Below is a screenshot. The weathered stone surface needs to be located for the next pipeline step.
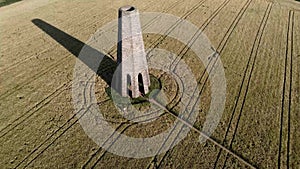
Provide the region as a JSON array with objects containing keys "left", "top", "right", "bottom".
[{"left": 117, "top": 6, "right": 150, "bottom": 98}]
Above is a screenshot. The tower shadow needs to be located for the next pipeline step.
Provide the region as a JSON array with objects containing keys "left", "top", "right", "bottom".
[{"left": 31, "top": 19, "right": 117, "bottom": 86}]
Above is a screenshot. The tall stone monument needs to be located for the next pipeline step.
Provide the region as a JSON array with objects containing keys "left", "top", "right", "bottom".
[{"left": 117, "top": 6, "right": 150, "bottom": 98}]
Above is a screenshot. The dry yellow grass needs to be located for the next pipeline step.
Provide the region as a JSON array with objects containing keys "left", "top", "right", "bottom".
[{"left": 0, "top": 0, "right": 299, "bottom": 168}]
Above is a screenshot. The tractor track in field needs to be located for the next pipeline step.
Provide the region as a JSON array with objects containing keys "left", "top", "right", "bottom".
[
  {"left": 109, "top": 0, "right": 209, "bottom": 56},
  {"left": 0, "top": 0, "right": 183, "bottom": 141},
  {"left": 0, "top": 81, "right": 72, "bottom": 138},
  {"left": 0, "top": 0, "right": 163, "bottom": 54},
  {"left": 217, "top": 3, "right": 273, "bottom": 168},
  {"left": 0, "top": 56, "right": 70, "bottom": 100},
  {"left": 138, "top": 0, "right": 231, "bottom": 118},
  {"left": 82, "top": 0, "right": 231, "bottom": 165},
  {"left": 0, "top": 0, "right": 162, "bottom": 74},
  {"left": 170, "top": 0, "right": 232, "bottom": 69},
  {"left": 4, "top": 0, "right": 209, "bottom": 167},
  {"left": 0, "top": 0, "right": 113, "bottom": 58},
  {"left": 278, "top": 9, "right": 294, "bottom": 169},
  {"left": 147, "top": 0, "right": 255, "bottom": 168},
  {"left": 146, "top": 0, "right": 262, "bottom": 168},
  {"left": 0, "top": 0, "right": 182, "bottom": 99},
  {"left": 287, "top": 10, "right": 294, "bottom": 168},
  {"left": 0, "top": 0, "right": 203, "bottom": 141},
  {"left": 1, "top": 0, "right": 299, "bottom": 168},
  {"left": 212, "top": 2, "right": 272, "bottom": 168}
]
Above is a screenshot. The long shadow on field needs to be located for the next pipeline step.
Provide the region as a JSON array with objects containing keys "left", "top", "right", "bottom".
[{"left": 32, "top": 19, "right": 117, "bottom": 87}]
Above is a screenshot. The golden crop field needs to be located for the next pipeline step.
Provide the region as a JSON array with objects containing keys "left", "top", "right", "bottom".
[{"left": 0, "top": 0, "right": 299, "bottom": 168}]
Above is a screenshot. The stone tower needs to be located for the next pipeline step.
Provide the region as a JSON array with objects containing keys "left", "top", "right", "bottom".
[{"left": 117, "top": 6, "right": 150, "bottom": 98}]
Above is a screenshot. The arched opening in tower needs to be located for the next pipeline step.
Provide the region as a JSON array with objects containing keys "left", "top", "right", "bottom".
[
  {"left": 127, "top": 74, "right": 132, "bottom": 97},
  {"left": 138, "top": 73, "right": 145, "bottom": 95}
]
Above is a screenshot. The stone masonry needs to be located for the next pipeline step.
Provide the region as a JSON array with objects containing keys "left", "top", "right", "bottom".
[{"left": 117, "top": 6, "right": 150, "bottom": 98}]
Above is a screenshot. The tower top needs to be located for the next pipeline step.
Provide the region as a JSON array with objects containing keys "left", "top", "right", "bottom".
[{"left": 119, "top": 5, "right": 136, "bottom": 13}]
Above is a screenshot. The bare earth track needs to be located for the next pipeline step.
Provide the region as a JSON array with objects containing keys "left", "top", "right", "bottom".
[{"left": 0, "top": 0, "right": 299, "bottom": 168}]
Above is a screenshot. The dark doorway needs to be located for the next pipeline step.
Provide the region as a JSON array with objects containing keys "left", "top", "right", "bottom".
[
  {"left": 138, "top": 73, "right": 145, "bottom": 95},
  {"left": 127, "top": 74, "right": 132, "bottom": 97}
]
